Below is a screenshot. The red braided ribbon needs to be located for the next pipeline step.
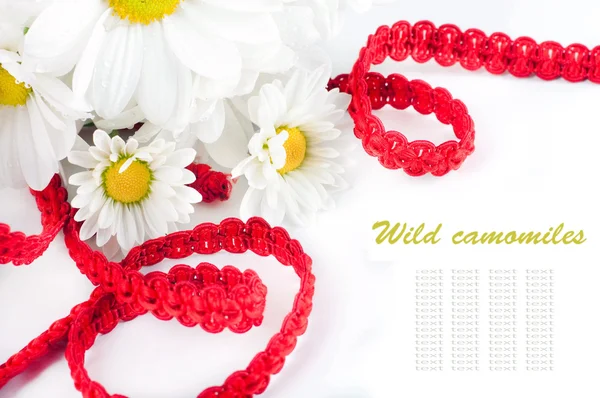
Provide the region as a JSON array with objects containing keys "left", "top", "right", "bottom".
[
  {"left": 1, "top": 217, "right": 315, "bottom": 397},
  {"left": 63, "top": 215, "right": 278, "bottom": 332},
  {"left": 330, "top": 71, "right": 476, "bottom": 176},
  {"left": 0, "top": 175, "right": 70, "bottom": 265},
  {"left": 376, "top": 20, "right": 600, "bottom": 82},
  {"left": 329, "top": 20, "right": 600, "bottom": 177}
]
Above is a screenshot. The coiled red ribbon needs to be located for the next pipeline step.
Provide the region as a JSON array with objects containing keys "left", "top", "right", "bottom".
[
  {"left": 0, "top": 175, "right": 70, "bottom": 265},
  {"left": 1, "top": 214, "right": 315, "bottom": 397},
  {"left": 329, "top": 20, "right": 600, "bottom": 176}
]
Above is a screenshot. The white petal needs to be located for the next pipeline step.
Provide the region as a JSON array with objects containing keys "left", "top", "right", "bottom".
[
  {"left": 262, "top": 159, "right": 279, "bottom": 182},
  {"left": 283, "top": 67, "right": 304, "bottom": 109},
  {"left": 170, "top": 195, "right": 195, "bottom": 216},
  {"left": 33, "top": 92, "right": 65, "bottom": 131},
  {"left": 77, "top": 180, "right": 100, "bottom": 195},
  {"left": 248, "top": 130, "right": 269, "bottom": 156},
  {"left": 311, "top": 147, "right": 340, "bottom": 158},
  {"left": 303, "top": 167, "right": 336, "bottom": 185},
  {"left": 101, "top": 236, "right": 121, "bottom": 259},
  {"left": 133, "top": 123, "right": 162, "bottom": 143},
  {"left": 264, "top": 83, "right": 288, "bottom": 126},
  {"left": 246, "top": 162, "right": 269, "bottom": 189},
  {"left": 236, "top": 41, "right": 296, "bottom": 74},
  {"left": 136, "top": 23, "right": 177, "bottom": 126},
  {"left": 165, "top": 148, "right": 196, "bottom": 168},
  {"left": 154, "top": 166, "right": 183, "bottom": 183},
  {"left": 110, "top": 200, "right": 123, "bottom": 235},
  {"left": 93, "top": 23, "right": 143, "bottom": 119},
  {"left": 130, "top": 205, "right": 146, "bottom": 244},
  {"left": 260, "top": 189, "right": 285, "bottom": 225},
  {"left": 88, "top": 187, "right": 107, "bottom": 213},
  {"left": 205, "top": 102, "right": 254, "bottom": 168},
  {"left": 24, "top": 0, "right": 105, "bottom": 72},
  {"left": 142, "top": 195, "right": 168, "bottom": 237},
  {"left": 253, "top": 82, "right": 287, "bottom": 127},
  {"left": 191, "top": 99, "right": 225, "bottom": 144},
  {"left": 240, "top": 187, "right": 263, "bottom": 221},
  {"left": 33, "top": 74, "right": 91, "bottom": 118},
  {"left": 305, "top": 64, "right": 332, "bottom": 96},
  {"left": 329, "top": 91, "right": 352, "bottom": 112},
  {"left": 173, "top": 185, "right": 202, "bottom": 204},
  {"left": 39, "top": 108, "right": 76, "bottom": 161},
  {"left": 267, "top": 129, "right": 288, "bottom": 147},
  {"left": 74, "top": 205, "right": 93, "bottom": 222},
  {"left": 194, "top": 74, "right": 240, "bottom": 99},
  {"left": 180, "top": 169, "right": 196, "bottom": 185},
  {"left": 20, "top": 100, "right": 58, "bottom": 190},
  {"left": 279, "top": 181, "right": 300, "bottom": 214},
  {"left": 162, "top": 12, "right": 241, "bottom": 80},
  {"left": 72, "top": 8, "right": 110, "bottom": 99},
  {"left": 71, "top": 192, "right": 93, "bottom": 209},
  {"left": 151, "top": 180, "right": 176, "bottom": 197},
  {"left": 95, "top": 106, "right": 145, "bottom": 131},
  {"left": 80, "top": 211, "right": 100, "bottom": 241},
  {"left": 166, "top": 61, "right": 193, "bottom": 133},
  {"left": 0, "top": 50, "right": 21, "bottom": 65},
  {"left": 92, "top": 129, "right": 112, "bottom": 153},
  {"left": 265, "top": 180, "right": 278, "bottom": 209},
  {"left": 269, "top": 145, "right": 286, "bottom": 170},
  {"left": 117, "top": 207, "right": 137, "bottom": 250},
  {"left": 97, "top": 199, "right": 116, "bottom": 229},
  {"left": 184, "top": 3, "right": 280, "bottom": 44},
  {"left": 119, "top": 157, "right": 135, "bottom": 173},
  {"left": 89, "top": 146, "right": 108, "bottom": 161},
  {"left": 155, "top": 196, "right": 179, "bottom": 222},
  {"left": 134, "top": 150, "right": 154, "bottom": 163},
  {"left": 149, "top": 155, "right": 167, "bottom": 170},
  {"left": 284, "top": 172, "right": 320, "bottom": 211},
  {"left": 110, "top": 135, "right": 126, "bottom": 155},
  {"left": 202, "top": 0, "right": 282, "bottom": 12},
  {"left": 69, "top": 171, "right": 94, "bottom": 186},
  {"left": 232, "top": 70, "right": 260, "bottom": 97},
  {"left": 0, "top": 108, "right": 24, "bottom": 187},
  {"left": 274, "top": 5, "right": 320, "bottom": 49},
  {"left": 124, "top": 139, "right": 139, "bottom": 156},
  {"left": 96, "top": 227, "right": 113, "bottom": 247},
  {"left": 231, "top": 156, "right": 255, "bottom": 179},
  {"left": 301, "top": 121, "right": 336, "bottom": 135}
]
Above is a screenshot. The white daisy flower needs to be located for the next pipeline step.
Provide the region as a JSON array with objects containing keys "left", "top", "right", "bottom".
[
  {"left": 0, "top": 13, "right": 91, "bottom": 190},
  {"left": 232, "top": 66, "right": 352, "bottom": 225},
  {"left": 68, "top": 129, "right": 202, "bottom": 250},
  {"left": 23, "top": 0, "right": 298, "bottom": 128}
]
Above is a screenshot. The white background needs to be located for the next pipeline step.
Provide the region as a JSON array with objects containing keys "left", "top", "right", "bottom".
[{"left": 2, "top": 0, "right": 600, "bottom": 397}]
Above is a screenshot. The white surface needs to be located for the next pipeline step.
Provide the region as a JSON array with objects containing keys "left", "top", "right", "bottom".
[{"left": 2, "top": 0, "right": 600, "bottom": 397}]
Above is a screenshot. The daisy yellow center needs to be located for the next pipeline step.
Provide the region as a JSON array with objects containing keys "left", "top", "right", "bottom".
[
  {"left": 276, "top": 126, "right": 307, "bottom": 175},
  {"left": 109, "top": 0, "right": 182, "bottom": 25},
  {"left": 103, "top": 158, "right": 152, "bottom": 204},
  {"left": 0, "top": 65, "right": 31, "bottom": 107}
]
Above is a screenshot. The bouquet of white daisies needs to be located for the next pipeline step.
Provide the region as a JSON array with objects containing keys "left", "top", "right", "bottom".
[{"left": 0, "top": 0, "right": 388, "bottom": 251}]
